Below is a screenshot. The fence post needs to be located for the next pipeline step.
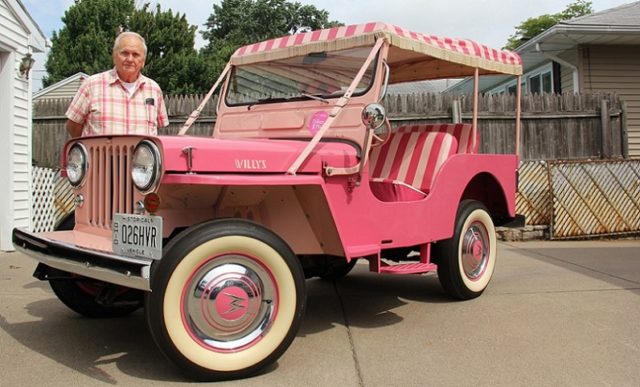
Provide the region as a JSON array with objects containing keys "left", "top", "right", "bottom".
[
  {"left": 451, "top": 99, "right": 461, "bottom": 123},
  {"left": 621, "top": 100, "right": 629, "bottom": 159},
  {"left": 600, "top": 98, "right": 610, "bottom": 159}
]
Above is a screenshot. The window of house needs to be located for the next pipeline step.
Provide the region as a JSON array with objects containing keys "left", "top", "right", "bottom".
[
  {"left": 542, "top": 72, "right": 552, "bottom": 93},
  {"left": 487, "top": 63, "right": 553, "bottom": 96},
  {"left": 527, "top": 65, "right": 554, "bottom": 95},
  {"left": 529, "top": 74, "right": 541, "bottom": 94}
]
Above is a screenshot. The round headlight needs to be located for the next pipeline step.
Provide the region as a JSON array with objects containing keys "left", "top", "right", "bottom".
[
  {"left": 66, "top": 143, "right": 87, "bottom": 187},
  {"left": 131, "top": 140, "right": 161, "bottom": 192}
]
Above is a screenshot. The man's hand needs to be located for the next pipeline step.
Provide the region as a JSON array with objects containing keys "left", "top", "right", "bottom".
[{"left": 66, "top": 119, "right": 83, "bottom": 138}]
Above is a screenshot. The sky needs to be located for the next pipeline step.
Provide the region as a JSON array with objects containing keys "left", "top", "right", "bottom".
[{"left": 22, "top": 0, "right": 633, "bottom": 91}]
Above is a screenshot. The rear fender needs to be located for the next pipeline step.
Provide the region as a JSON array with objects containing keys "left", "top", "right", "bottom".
[{"left": 460, "top": 172, "right": 513, "bottom": 225}]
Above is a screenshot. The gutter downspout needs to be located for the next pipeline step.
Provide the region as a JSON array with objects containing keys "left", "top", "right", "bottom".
[{"left": 535, "top": 43, "right": 579, "bottom": 93}]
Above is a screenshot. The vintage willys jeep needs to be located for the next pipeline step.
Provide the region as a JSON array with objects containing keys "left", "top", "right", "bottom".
[{"left": 14, "top": 23, "right": 523, "bottom": 380}]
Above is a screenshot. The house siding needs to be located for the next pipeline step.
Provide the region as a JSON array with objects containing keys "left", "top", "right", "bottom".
[
  {"left": 35, "top": 76, "right": 87, "bottom": 100},
  {"left": 0, "top": 0, "right": 32, "bottom": 250},
  {"left": 47, "top": 79, "right": 84, "bottom": 98},
  {"left": 559, "top": 49, "right": 577, "bottom": 93},
  {"left": 580, "top": 45, "right": 640, "bottom": 158}
]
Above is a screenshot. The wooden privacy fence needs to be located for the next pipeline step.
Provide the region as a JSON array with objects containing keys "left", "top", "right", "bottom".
[
  {"left": 33, "top": 92, "right": 625, "bottom": 168},
  {"left": 385, "top": 92, "right": 624, "bottom": 159}
]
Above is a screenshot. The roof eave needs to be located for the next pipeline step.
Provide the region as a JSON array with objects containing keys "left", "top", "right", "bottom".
[
  {"left": 10, "top": 0, "right": 47, "bottom": 52},
  {"left": 33, "top": 72, "right": 89, "bottom": 99}
]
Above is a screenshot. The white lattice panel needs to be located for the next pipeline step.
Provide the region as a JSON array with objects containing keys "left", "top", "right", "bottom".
[
  {"left": 31, "top": 167, "right": 56, "bottom": 232},
  {"left": 53, "top": 174, "right": 74, "bottom": 225},
  {"left": 31, "top": 167, "right": 74, "bottom": 232}
]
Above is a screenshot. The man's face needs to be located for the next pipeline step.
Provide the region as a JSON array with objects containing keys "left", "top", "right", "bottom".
[{"left": 113, "top": 35, "right": 145, "bottom": 82}]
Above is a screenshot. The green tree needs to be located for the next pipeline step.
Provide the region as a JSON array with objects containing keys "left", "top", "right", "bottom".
[
  {"left": 44, "top": 0, "right": 210, "bottom": 93},
  {"left": 201, "top": 0, "right": 342, "bottom": 76},
  {"left": 505, "top": 0, "right": 593, "bottom": 50},
  {"left": 128, "top": 4, "right": 213, "bottom": 94},
  {"left": 43, "top": 0, "right": 134, "bottom": 86}
]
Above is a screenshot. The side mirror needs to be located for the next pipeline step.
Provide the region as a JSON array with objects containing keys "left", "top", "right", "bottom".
[{"left": 361, "top": 103, "right": 386, "bottom": 130}]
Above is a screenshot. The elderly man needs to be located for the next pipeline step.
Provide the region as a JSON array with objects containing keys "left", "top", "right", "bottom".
[{"left": 65, "top": 32, "right": 169, "bottom": 137}]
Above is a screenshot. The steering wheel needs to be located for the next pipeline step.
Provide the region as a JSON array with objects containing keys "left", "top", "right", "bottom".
[{"left": 370, "top": 119, "right": 392, "bottom": 148}]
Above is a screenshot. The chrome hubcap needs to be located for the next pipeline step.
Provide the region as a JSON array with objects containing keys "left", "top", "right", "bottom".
[
  {"left": 461, "top": 221, "right": 490, "bottom": 280},
  {"left": 182, "top": 254, "right": 277, "bottom": 352}
]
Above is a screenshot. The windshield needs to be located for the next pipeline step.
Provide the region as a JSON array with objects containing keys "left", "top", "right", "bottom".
[{"left": 226, "top": 46, "right": 376, "bottom": 105}]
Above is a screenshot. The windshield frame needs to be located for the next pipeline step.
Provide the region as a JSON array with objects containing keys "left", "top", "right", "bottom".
[{"left": 224, "top": 46, "right": 379, "bottom": 107}]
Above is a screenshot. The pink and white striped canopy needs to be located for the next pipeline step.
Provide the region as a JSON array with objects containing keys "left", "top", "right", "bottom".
[{"left": 231, "top": 22, "right": 522, "bottom": 77}]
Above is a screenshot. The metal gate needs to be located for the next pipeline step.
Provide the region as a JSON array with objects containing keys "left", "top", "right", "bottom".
[
  {"left": 549, "top": 160, "right": 640, "bottom": 239},
  {"left": 517, "top": 161, "right": 551, "bottom": 226}
]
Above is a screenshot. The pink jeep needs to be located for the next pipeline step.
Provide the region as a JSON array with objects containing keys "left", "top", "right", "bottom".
[{"left": 14, "top": 22, "right": 523, "bottom": 380}]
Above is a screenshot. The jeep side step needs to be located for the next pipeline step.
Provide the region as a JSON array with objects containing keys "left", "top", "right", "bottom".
[
  {"left": 366, "top": 243, "right": 437, "bottom": 275},
  {"left": 378, "top": 261, "right": 437, "bottom": 274}
]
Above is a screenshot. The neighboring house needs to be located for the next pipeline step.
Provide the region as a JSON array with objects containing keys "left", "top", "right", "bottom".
[
  {"left": 33, "top": 72, "right": 88, "bottom": 101},
  {"left": 0, "top": 0, "right": 47, "bottom": 250},
  {"left": 387, "top": 79, "right": 461, "bottom": 95},
  {"left": 448, "top": 1, "right": 640, "bottom": 158}
]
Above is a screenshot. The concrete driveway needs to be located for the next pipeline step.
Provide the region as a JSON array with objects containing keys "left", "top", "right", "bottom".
[{"left": 1, "top": 240, "right": 639, "bottom": 386}]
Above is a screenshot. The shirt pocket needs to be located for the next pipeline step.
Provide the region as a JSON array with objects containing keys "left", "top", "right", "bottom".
[
  {"left": 145, "top": 102, "right": 158, "bottom": 134},
  {"left": 88, "top": 99, "right": 105, "bottom": 134}
]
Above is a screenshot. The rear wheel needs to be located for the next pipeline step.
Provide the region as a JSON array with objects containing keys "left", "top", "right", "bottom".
[
  {"left": 435, "top": 200, "right": 496, "bottom": 300},
  {"left": 318, "top": 258, "right": 357, "bottom": 280},
  {"left": 47, "top": 212, "right": 143, "bottom": 318},
  {"left": 146, "top": 219, "right": 305, "bottom": 381}
]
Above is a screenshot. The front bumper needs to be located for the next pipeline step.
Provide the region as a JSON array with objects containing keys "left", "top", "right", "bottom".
[{"left": 12, "top": 228, "right": 152, "bottom": 291}]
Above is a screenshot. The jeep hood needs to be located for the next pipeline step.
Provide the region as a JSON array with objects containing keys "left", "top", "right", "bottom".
[{"left": 157, "top": 136, "right": 359, "bottom": 174}]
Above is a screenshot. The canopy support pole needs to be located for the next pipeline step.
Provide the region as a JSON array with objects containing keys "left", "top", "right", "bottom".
[
  {"left": 178, "top": 63, "right": 231, "bottom": 136},
  {"left": 472, "top": 68, "right": 479, "bottom": 152},
  {"left": 515, "top": 75, "right": 522, "bottom": 158},
  {"left": 286, "top": 38, "right": 385, "bottom": 175}
]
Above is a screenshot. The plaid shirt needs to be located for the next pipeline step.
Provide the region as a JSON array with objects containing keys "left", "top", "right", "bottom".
[{"left": 66, "top": 69, "right": 169, "bottom": 136}]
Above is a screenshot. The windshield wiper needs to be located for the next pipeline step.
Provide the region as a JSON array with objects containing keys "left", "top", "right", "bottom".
[
  {"left": 247, "top": 96, "right": 291, "bottom": 109},
  {"left": 248, "top": 93, "right": 330, "bottom": 109},
  {"left": 300, "top": 93, "right": 329, "bottom": 104}
]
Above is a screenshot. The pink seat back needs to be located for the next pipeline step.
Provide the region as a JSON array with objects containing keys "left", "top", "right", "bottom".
[
  {"left": 369, "top": 131, "right": 458, "bottom": 193},
  {"left": 396, "top": 123, "right": 478, "bottom": 153}
]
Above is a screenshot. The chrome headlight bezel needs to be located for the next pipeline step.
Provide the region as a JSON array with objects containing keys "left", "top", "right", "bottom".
[
  {"left": 131, "top": 140, "right": 162, "bottom": 193},
  {"left": 66, "top": 143, "right": 88, "bottom": 187}
]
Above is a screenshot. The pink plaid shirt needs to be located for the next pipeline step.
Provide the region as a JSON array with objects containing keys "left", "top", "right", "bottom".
[{"left": 66, "top": 69, "right": 169, "bottom": 136}]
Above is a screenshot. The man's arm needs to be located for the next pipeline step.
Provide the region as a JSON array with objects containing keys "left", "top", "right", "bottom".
[{"left": 66, "top": 119, "right": 84, "bottom": 138}]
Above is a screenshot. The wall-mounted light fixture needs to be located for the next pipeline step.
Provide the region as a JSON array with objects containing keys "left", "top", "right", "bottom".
[{"left": 19, "top": 53, "right": 36, "bottom": 79}]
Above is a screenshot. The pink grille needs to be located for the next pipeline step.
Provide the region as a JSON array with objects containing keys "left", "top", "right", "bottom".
[{"left": 86, "top": 143, "right": 135, "bottom": 229}]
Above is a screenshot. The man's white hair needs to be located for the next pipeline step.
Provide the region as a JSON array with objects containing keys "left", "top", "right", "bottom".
[{"left": 113, "top": 31, "right": 147, "bottom": 59}]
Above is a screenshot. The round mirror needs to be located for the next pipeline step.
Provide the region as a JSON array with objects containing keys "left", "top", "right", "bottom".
[{"left": 361, "top": 103, "right": 386, "bottom": 130}]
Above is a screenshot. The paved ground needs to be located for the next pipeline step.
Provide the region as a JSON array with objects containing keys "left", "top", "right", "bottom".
[{"left": 1, "top": 240, "right": 639, "bottom": 386}]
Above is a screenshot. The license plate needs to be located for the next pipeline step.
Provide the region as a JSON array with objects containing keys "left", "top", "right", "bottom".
[{"left": 112, "top": 213, "right": 163, "bottom": 260}]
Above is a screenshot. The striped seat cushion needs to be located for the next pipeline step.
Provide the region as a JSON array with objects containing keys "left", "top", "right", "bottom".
[
  {"left": 369, "top": 131, "right": 458, "bottom": 195},
  {"left": 396, "top": 123, "right": 477, "bottom": 153}
]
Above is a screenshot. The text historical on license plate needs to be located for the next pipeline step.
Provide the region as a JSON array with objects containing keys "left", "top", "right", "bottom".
[{"left": 112, "top": 213, "right": 163, "bottom": 260}]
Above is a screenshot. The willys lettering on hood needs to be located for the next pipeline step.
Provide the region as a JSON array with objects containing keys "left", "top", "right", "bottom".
[{"left": 234, "top": 159, "right": 267, "bottom": 170}]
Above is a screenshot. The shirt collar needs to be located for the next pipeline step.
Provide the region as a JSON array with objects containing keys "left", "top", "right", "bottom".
[{"left": 108, "top": 68, "right": 148, "bottom": 88}]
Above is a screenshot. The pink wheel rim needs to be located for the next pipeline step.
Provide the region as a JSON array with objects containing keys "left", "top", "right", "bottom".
[
  {"left": 180, "top": 253, "right": 278, "bottom": 352},
  {"left": 461, "top": 221, "right": 490, "bottom": 281}
]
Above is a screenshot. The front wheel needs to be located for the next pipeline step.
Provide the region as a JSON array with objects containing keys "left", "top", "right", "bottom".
[
  {"left": 48, "top": 212, "right": 142, "bottom": 318},
  {"left": 435, "top": 200, "right": 496, "bottom": 300},
  {"left": 146, "top": 219, "right": 306, "bottom": 381}
]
